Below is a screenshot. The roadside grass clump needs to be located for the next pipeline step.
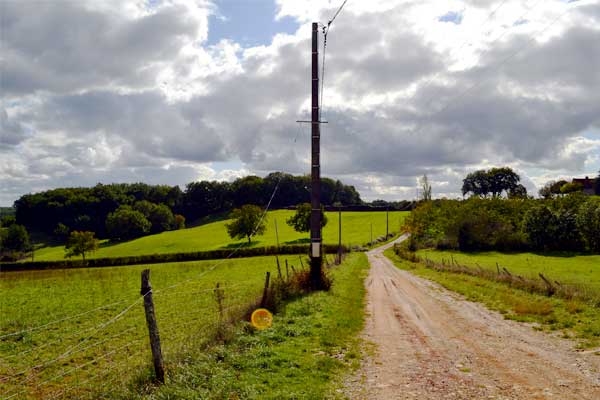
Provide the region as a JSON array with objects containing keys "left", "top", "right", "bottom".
[{"left": 384, "top": 248, "right": 600, "bottom": 348}]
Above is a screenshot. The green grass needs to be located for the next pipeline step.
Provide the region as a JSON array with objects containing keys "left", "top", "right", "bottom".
[
  {"left": 122, "top": 253, "right": 369, "bottom": 400},
  {"left": 385, "top": 248, "right": 600, "bottom": 348},
  {"left": 31, "top": 210, "right": 407, "bottom": 261},
  {"left": 0, "top": 256, "right": 285, "bottom": 399},
  {"left": 0, "top": 253, "right": 369, "bottom": 399},
  {"left": 416, "top": 249, "right": 600, "bottom": 287}
]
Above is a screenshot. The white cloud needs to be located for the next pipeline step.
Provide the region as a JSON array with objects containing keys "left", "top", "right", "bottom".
[{"left": 1, "top": 0, "right": 600, "bottom": 204}]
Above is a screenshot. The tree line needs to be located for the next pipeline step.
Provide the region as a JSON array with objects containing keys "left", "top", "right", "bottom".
[
  {"left": 12, "top": 172, "right": 362, "bottom": 241},
  {"left": 406, "top": 167, "right": 600, "bottom": 254}
]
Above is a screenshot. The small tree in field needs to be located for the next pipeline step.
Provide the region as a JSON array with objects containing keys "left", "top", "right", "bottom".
[
  {"left": 225, "top": 205, "right": 266, "bottom": 243},
  {"left": 286, "top": 203, "right": 327, "bottom": 233},
  {"left": 65, "top": 231, "right": 99, "bottom": 261}
]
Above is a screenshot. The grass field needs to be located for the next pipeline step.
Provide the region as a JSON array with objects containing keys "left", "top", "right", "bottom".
[
  {"left": 386, "top": 249, "right": 600, "bottom": 348},
  {"left": 124, "top": 253, "right": 369, "bottom": 399},
  {"left": 416, "top": 249, "right": 600, "bottom": 287},
  {"left": 0, "top": 256, "right": 284, "bottom": 399},
  {"left": 31, "top": 210, "right": 407, "bottom": 261},
  {"left": 0, "top": 253, "right": 368, "bottom": 399}
]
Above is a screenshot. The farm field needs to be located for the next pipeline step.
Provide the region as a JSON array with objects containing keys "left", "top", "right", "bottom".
[
  {"left": 0, "top": 253, "right": 367, "bottom": 399},
  {"left": 31, "top": 210, "right": 408, "bottom": 261},
  {"left": 0, "top": 256, "right": 282, "bottom": 399},
  {"left": 416, "top": 249, "right": 600, "bottom": 287}
]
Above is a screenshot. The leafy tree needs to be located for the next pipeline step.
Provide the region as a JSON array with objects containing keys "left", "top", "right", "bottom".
[
  {"left": 225, "top": 205, "right": 266, "bottom": 243},
  {"left": 487, "top": 167, "right": 520, "bottom": 197},
  {"left": 174, "top": 214, "right": 186, "bottom": 229},
  {"left": 539, "top": 180, "right": 568, "bottom": 198},
  {"left": 133, "top": 201, "right": 175, "bottom": 233},
  {"left": 65, "top": 231, "right": 99, "bottom": 260},
  {"left": 523, "top": 206, "right": 556, "bottom": 250},
  {"left": 508, "top": 184, "right": 528, "bottom": 199},
  {"left": 560, "top": 182, "right": 583, "bottom": 194},
  {"left": 576, "top": 198, "right": 600, "bottom": 252},
  {"left": 286, "top": 203, "right": 328, "bottom": 233},
  {"left": 462, "top": 167, "right": 520, "bottom": 198},
  {"left": 53, "top": 223, "right": 70, "bottom": 239},
  {"left": 106, "top": 206, "right": 151, "bottom": 240},
  {"left": 419, "top": 175, "right": 432, "bottom": 201},
  {"left": 0, "top": 215, "right": 16, "bottom": 228},
  {"left": 1, "top": 224, "right": 30, "bottom": 252},
  {"left": 462, "top": 170, "right": 491, "bottom": 197},
  {"left": 149, "top": 204, "right": 176, "bottom": 233}
]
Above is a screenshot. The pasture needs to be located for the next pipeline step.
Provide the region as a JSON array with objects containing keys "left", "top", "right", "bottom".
[
  {"left": 416, "top": 249, "right": 600, "bottom": 288},
  {"left": 0, "top": 252, "right": 367, "bottom": 399},
  {"left": 31, "top": 210, "right": 408, "bottom": 261},
  {"left": 0, "top": 256, "right": 284, "bottom": 399}
]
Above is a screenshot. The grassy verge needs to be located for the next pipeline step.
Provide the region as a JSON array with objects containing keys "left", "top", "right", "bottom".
[
  {"left": 30, "top": 211, "right": 408, "bottom": 261},
  {"left": 416, "top": 249, "right": 600, "bottom": 287},
  {"left": 116, "top": 253, "right": 369, "bottom": 400},
  {"left": 384, "top": 248, "right": 600, "bottom": 349}
]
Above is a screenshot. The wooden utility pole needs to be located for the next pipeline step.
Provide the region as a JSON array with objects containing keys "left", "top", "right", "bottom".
[
  {"left": 309, "top": 22, "right": 323, "bottom": 288},
  {"left": 337, "top": 206, "right": 342, "bottom": 264},
  {"left": 140, "top": 269, "right": 165, "bottom": 383},
  {"left": 386, "top": 206, "right": 389, "bottom": 239}
]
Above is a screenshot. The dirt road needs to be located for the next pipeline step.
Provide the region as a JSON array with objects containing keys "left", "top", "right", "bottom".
[{"left": 345, "top": 237, "right": 600, "bottom": 399}]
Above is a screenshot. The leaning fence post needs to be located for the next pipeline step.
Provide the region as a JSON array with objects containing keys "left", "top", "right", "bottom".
[
  {"left": 260, "top": 271, "right": 271, "bottom": 308},
  {"left": 141, "top": 269, "right": 165, "bottom": 383}
]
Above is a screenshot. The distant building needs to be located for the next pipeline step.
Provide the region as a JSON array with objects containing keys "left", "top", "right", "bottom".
[{"left": 572, "top": 177, "right": 596, "bottom": 195}]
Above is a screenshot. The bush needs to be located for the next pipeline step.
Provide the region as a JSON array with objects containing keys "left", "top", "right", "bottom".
[
  {"left": 106, "top": 206, "right": 151, "bottom": 240},
  {"left": 577, "top": 198, "right": 600, "bottom": 252}
]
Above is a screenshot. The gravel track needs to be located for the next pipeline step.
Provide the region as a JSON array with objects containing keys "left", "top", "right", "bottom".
[{"left": 344, "top": 237, "right": 600, "bottom": 399}]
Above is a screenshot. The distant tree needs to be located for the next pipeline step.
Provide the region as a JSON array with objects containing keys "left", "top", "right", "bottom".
[
  {"left": 487, "top": 167, "right": 520, "bottom": 197},
  {"left": 539, "top": 180, "right": 568, "bottom": 198},
  {"left": 0, "top": 215, "right": 16, "bottom": 228},
  {"left": 172, "top": 214, "right": 184, "bottom": 230},
  {"left": 462, "top": 167, "right": 520, "bottom": 198},
  {"left": 595, "top": 170, "right": 600, "bottom": 196},
  {"left": 53, "top": 223, "right": 70, "bottom": 239},
  {"left": 560, "top": 182, "right": 584, "bottom": 195},
  {"left": 419, "top": 175, "right": 432, "bottom": 201},
  {"left": 225, "top": 205, "right": 266, "bottom": 243},
  {"left": 508, "top": 184, "right": 528, "bottom": 199},
  {"left": 1, "top": 224, "right": 30, "bottom": 253},
  {"left": 106, "top": 206, "right": 151, "bottom": 240},
  {"left": 133, "top": 201, "right": 176, "bottom": 233},
  {"left": 462, "top": 170, "right": 491, "bottom": 197},
  {"left": 286, "top": 203, "right": 328, "bottom": 233},
  {"left": 148, "top": 204, "right": 176, "bottom": 233},
  {"left": 65, "top": 231, "right": 99, "bottom": 261}
]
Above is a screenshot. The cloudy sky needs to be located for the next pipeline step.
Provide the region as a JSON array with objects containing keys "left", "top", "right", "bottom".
[{"left": 1, "top": 0, "right": 600, "bottom": 205}]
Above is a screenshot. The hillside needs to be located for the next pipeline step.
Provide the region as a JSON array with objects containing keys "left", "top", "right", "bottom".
[{"left": 32, "top": 210, "right": 408, "bottom": 261}]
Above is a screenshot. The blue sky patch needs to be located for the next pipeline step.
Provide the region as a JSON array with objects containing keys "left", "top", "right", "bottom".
[
  {"left": 438, "top": 11, "right": 463, "bottom": 25},
  {"left": 208, "top": 0, "right": 299, "bottom": 47}
]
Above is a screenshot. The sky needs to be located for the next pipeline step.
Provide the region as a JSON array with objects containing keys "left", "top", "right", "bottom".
[{"left": 1, "top": 0, "right": 600, "bottom": 206}]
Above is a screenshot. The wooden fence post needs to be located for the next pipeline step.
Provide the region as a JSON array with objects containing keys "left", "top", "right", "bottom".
[
  {"left": 260, "top": 271, "right": 271, "bottom": 308},
  {"left": 141, "top": 269, "right": 165, "bottom": 383}
]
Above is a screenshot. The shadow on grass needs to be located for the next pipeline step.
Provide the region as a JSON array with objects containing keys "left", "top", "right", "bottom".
[
  {"left": 220, "top": 241, "right": 262, "bottom": 249},
  {"left": 284, "top": 238, "right": 310, "bottom": 245}
]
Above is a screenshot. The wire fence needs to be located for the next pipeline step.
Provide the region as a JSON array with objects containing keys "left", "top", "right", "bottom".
[{"left": 0, "top": 263, "right": 285, "bottom": 399}]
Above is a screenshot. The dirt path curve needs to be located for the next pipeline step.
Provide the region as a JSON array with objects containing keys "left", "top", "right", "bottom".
[{"left": 344, "top": 236, "right": 600, "bottom": 399}]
